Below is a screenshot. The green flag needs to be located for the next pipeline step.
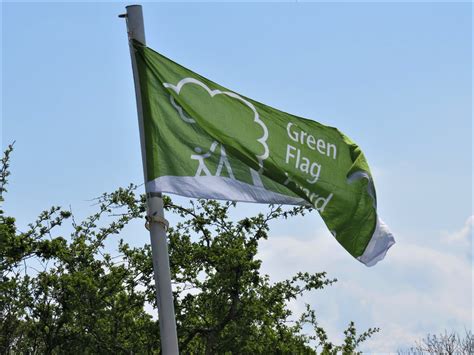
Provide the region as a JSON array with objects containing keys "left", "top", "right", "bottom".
[{"left": 133, "top": 41, "right": 395, "bottom": 266}]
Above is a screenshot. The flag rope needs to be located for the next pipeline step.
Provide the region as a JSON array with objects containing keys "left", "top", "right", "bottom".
[{"left": 145, "top": 214, "right": 170, "bottom": 231}]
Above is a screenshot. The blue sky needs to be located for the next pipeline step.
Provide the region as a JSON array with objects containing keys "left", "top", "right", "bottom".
[{"left": 2, "top": 2, "right": 472, "bottom": 352}]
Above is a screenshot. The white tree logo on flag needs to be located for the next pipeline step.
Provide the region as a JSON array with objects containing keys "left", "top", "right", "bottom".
[{"left": 163, "top": 78, "right": 269, "bottom": 187}]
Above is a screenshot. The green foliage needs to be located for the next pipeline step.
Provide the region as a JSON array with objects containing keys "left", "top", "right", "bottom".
[{"left": 1, "top": 145, "right": 378, "bottom": 354}]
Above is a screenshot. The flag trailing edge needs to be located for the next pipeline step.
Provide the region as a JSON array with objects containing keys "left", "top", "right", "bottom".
[{"left": 133, "top": 40, "right": 395, "bottom": 266}]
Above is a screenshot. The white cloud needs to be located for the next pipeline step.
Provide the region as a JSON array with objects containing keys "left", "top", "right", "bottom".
[
  {"left": 258, "top": 218, "right": 473, "bottom": 353},
  {"left": 441, "top": 215, "right": 473, "bottom": 246}
]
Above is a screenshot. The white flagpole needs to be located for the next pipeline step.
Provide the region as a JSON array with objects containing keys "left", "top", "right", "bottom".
[{"left": 120, "top": 5, "right": 179, "bottom": 354}]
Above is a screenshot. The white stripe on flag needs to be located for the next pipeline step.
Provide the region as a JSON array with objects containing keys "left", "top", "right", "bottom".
[
  {"left": 147, "top": 175, "right": 395, "bottom": 266},
  {"left": 146, "top": 175, "right": 307, "bottom": 205}
]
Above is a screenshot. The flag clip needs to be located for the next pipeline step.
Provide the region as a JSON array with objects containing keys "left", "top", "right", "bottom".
[{"left": 145, "top": 214, "right": 169, "bottom": 231}]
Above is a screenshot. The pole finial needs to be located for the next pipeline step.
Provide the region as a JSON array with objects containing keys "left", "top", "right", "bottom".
[{"left": 126, "top": 4, "right": 142, "bottom": 10}]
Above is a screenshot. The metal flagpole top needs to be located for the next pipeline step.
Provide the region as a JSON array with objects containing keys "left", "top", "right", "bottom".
[{"left": 119, "top": 5, "right": 146, "bottom": 45}]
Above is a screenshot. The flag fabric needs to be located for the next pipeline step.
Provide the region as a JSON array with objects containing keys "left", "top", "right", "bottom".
[{"left": 133, "top": 41, "right": 395, "bottom": 266}]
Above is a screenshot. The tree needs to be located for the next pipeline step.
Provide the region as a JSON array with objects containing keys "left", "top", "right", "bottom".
[
  {"left": 1, "top": 145, "right": 378, "bottom": 354},
  {"left": 398, "top": 330, "right": 474, "bottom": 355}
]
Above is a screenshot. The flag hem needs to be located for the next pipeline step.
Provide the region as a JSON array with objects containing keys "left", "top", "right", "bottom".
[
  {"left": 146, "top": 175, "right": 308, "bottom": 206},
  {"left": 357, "top": 217, "right": 395, "bottom": 267}
]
